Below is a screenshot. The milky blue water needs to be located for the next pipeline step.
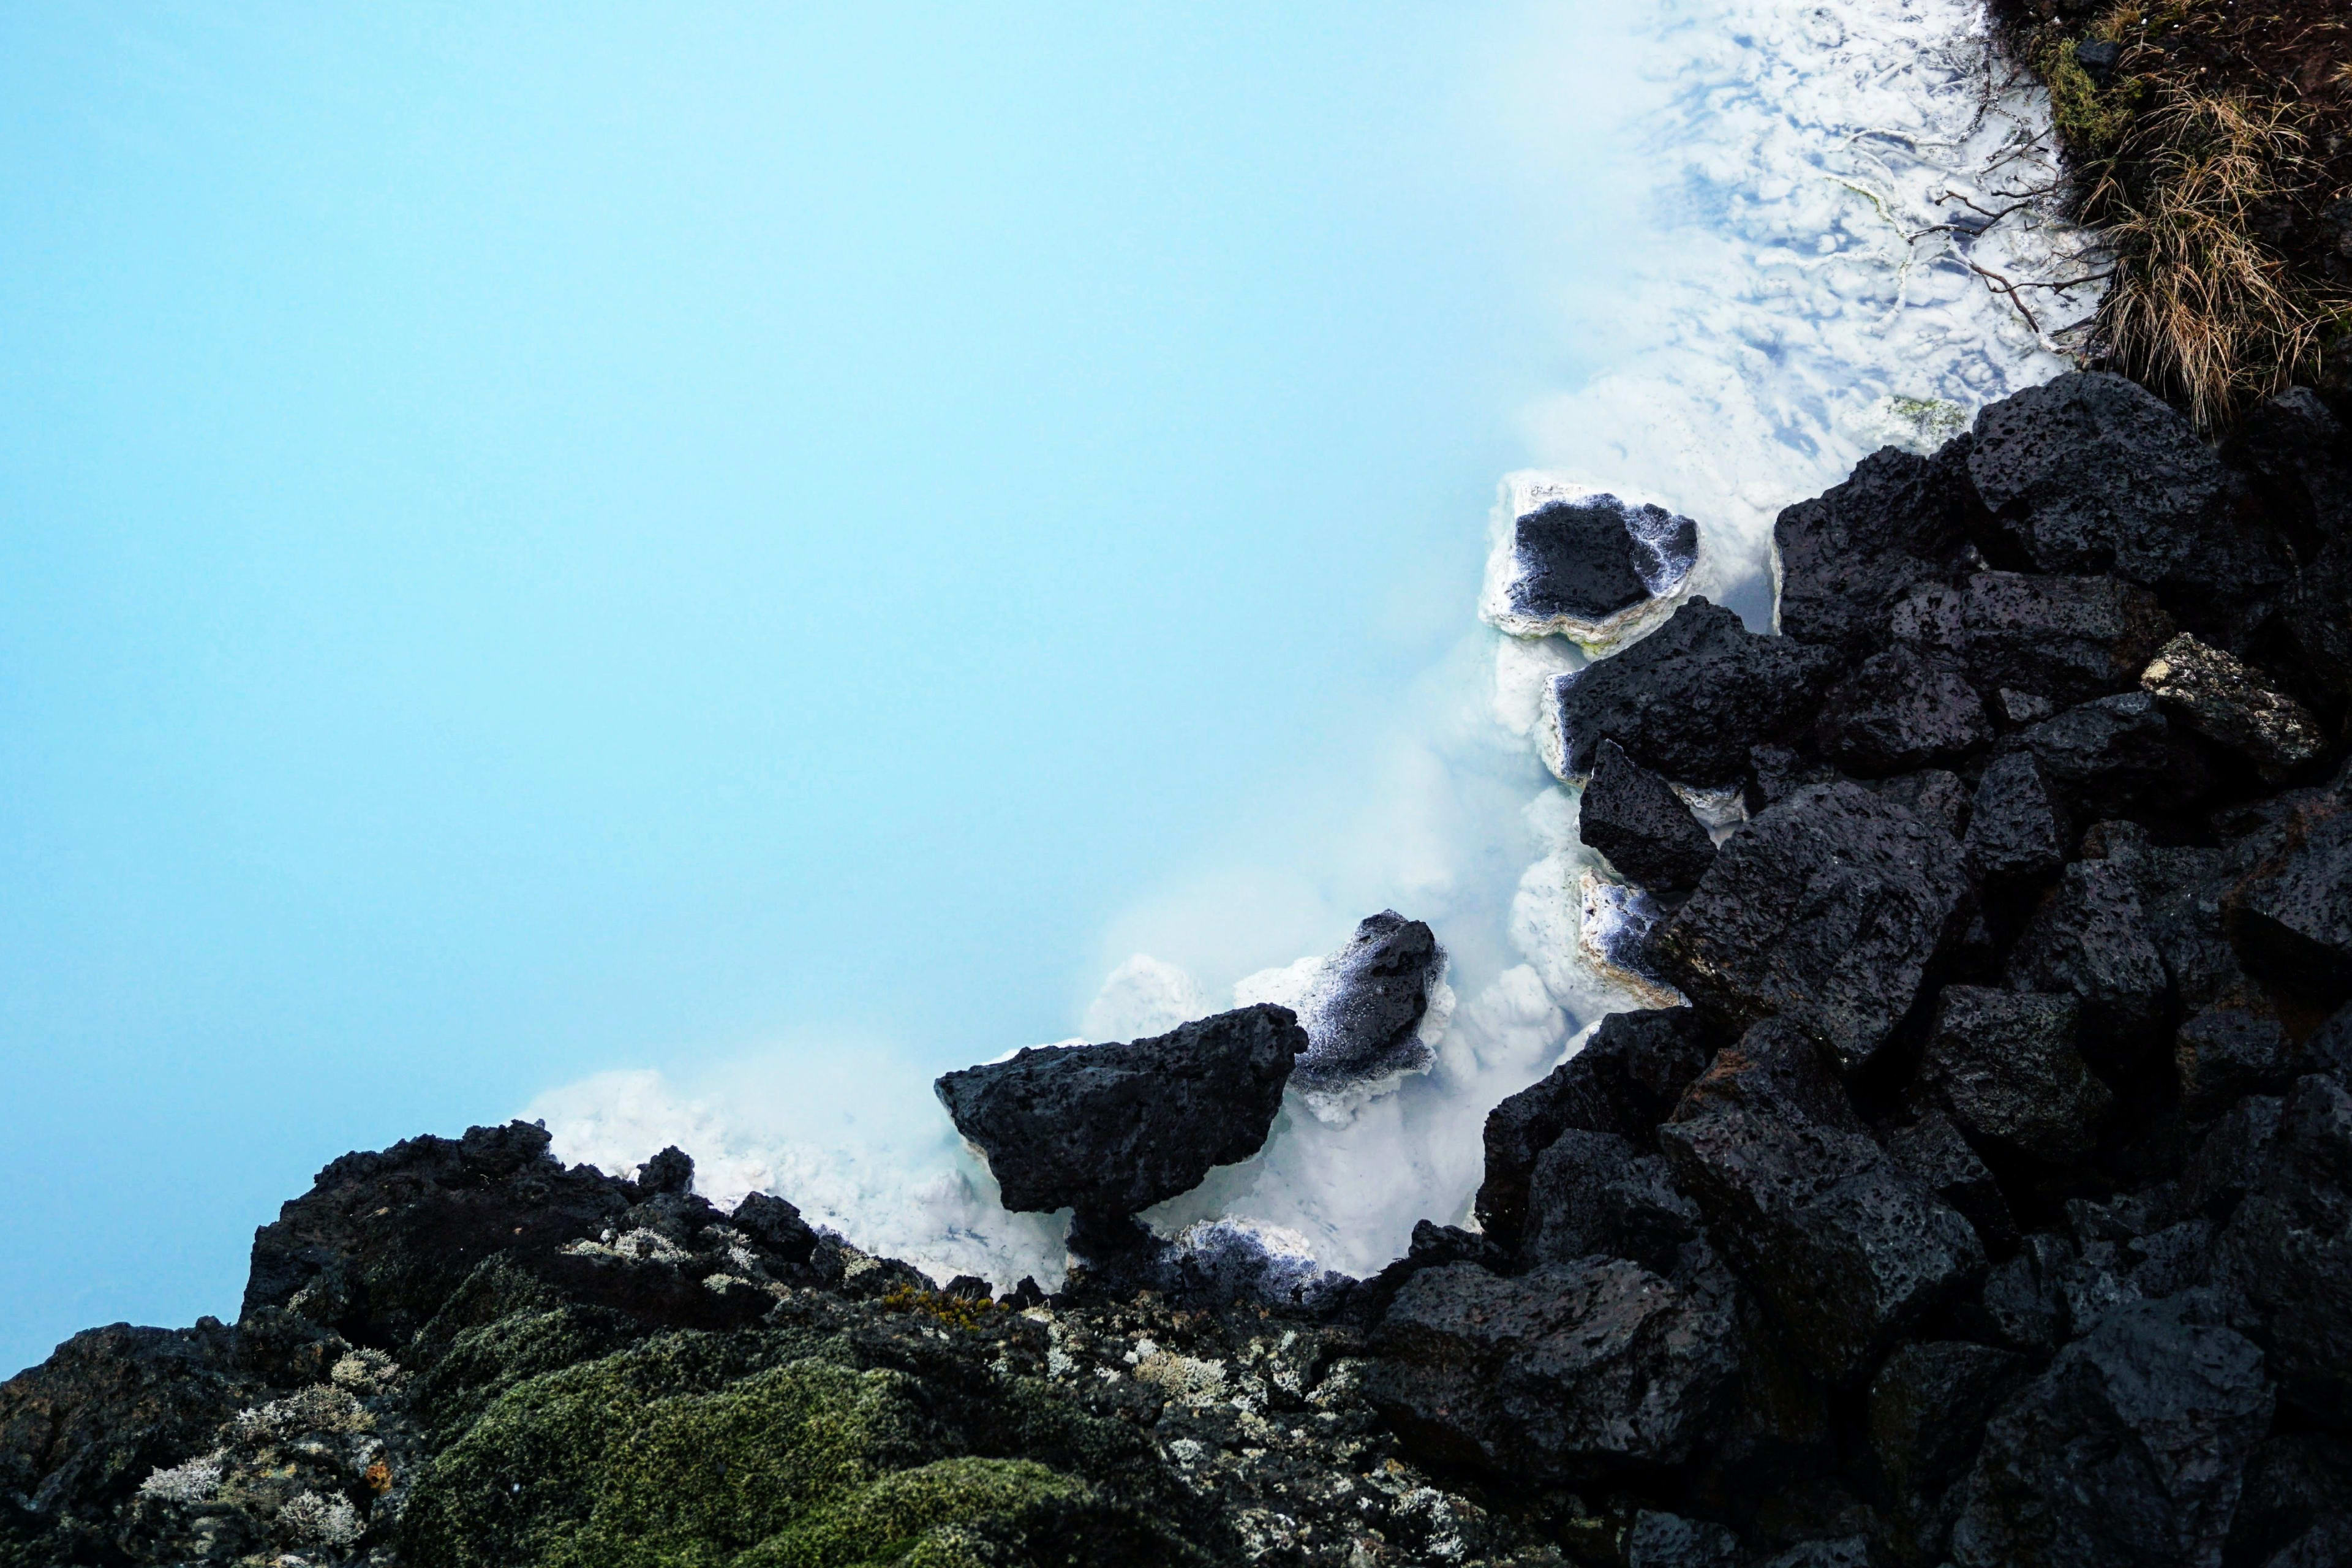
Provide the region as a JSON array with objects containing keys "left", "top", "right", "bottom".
[{"left": 1, "top": 2, "right": 2090, "bottom": 1375}]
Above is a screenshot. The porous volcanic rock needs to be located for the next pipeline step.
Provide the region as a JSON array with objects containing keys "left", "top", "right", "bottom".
[
  {"left": 2141, "top": 633, "right": 2327, "bottom": 779},
  {"left": 1915, "top": 986, "right": 2111, "bottom": 1163},
  {"left": 2226, "top": 796, "right": 2352, "bottom": 1003},
  {"left": 1549, "top": 598, "right": 1841, "bottom": 785},
  {"left": 1363, "top": 1255, "right": 1742, "bottom": 1480},
  {"left": 1474, "top": 1006, "right": 1714, "bottom": 1249},
  {"left": 2006, "top": 858, "right": 2172, "bottom": 1060},
  {"left": 1897, "top": 570, "right": 2175, "bottom": 710},
  {"left": 936, "top": 1004, "right": 1305, "bottom": 1218},
  {"left": 1885, "top": 1112, "right": 2019, "bottom": 1253},
  {"left": 1967, "top": 371, "right": 2290, "bottom": 630},
  {"left": 2174, "top": 1008, "right": 2294, "bottom": 1119},
  {"left": 1579, "top": 739, "right": 1717, "bottom": 896},
  {"left": 1812, "top": 644, "right": 1992, "bottom": 775},
  {"left": 1650, "top": 781, "right": 1971, "bottom": 1071},
  {"left": 1493, "top": 492, "right": 1698, "bottom": 641},
  {"left": 1949, "top": 1298, "right": 2274, "bottom": 1568},
  {"left": 1519, "top": 1129, "right": 1701, "bottom": 1275},
  {"left": 1867, "top": 1339, "right": 2032, "bottom": 1559},
  {"left": 1268, "top": 911, "right": 1447, "bottom": 1096},
  {"left": 1962, "top": 750, "right": 2069, "bottom": 886},
  {"left": 1773, "top": 438, "right": 1977, "bottom": 652},
  {"left": 2219, "top": 1069, "right": 2352, "bottom": 1429},
  {"left": 1999, "top": 692, "right": 2215, "bottom": 821}
]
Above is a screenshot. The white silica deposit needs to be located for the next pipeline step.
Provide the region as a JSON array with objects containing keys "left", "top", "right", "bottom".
[{"left": 530, "top": 0, "right": 2101, "bottom": 1293}]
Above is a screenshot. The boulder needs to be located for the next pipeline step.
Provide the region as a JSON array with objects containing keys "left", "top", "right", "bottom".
[
  {"left": 2006, "top": 860, "right": 2173, "bottom": 1060},
  {"left": 1651, "top": 782, "right": 1972, "bottom": 1072},
  {"left": 1967, "top": 371, "right": 2290, "bottom": 631},
  {"left": 1491, "top": 492, "right": 1699, "bottom": 642},
  {"left": 1868, "top": 1340, "right": 2032, "bottom": 1558},
  {"left": 1886, "top": 1112, "right": 2019, "bottom": 1251},
  {"left": 1962, "top": 750, "right": 2069, "bottom": 886},
  {"left": 1520, "top": 1128, "right": 1702, "bottom": 1275},
  {"left": 1921, "top": 571, "right": 2176, "bottom": 710},
  {"left": 1875, "top": 767, "right": 1972, "bottom": 840},
  {"left": 934, "top": 1005, "right": 1305, "bottom": 1218},
  {"left": 1916, "top": 987, "right": 2111, "bottom": 1162},
  {"left": 1660, "top": 1046, "right": 1985, "bottom": 1383},
  {"left": 2222, "top": 1433, "right": 2352, "bottom": 1568},
  {"left": 2180, "top": 1093, "right": 2283, "bottom": 1224},
  {"left": 2267, "top": 539, "right": 2352, "bottom": 715},
  {"left": 1624, "top": 1510, "right": 1745, "bottom": 1567},
  {"left": 2219, "top": 1071, "right": 2352, "bottom": 1428},
  {"left": 1999, "top": 692, "right": 2216, "bottom": 821},
  {"left": 2174, "top": 1008, "right": 2294, "bottom": 1118},
  {"left": 1549, "top": 599, "right": 1842, "bottom": 785},
  {"left": 1363, "top": 1255, "right": 1741, "bottom": 1480},
  {"left": 1950, "top": 1298, "right": 2274, "bottom": 1568},
  {"left": 1773, "top": 439, "right": 1977, "bottom": 652},
  {"left": 1580, "top": 739, "right": 1717, "bottom": 896},
  {"left": 1959, "top": 1232, "right": 2075, "bottom": 1355},
  {"left": 2226, "top": 798, "right": 2352, "bottom": 1003},
  {"left": 1474, "top": 1007, "right": 1714, "bottom": 1248},
  {"left": 0, "top": 1319, "right": 247, "bottom": 1527},
  {"left": 2112, "top": 835, "right": 2274, "bottom": 1018},
  {"left": 731, "top": 1191, "right": 820, "bottom": 1267},
  {"left": 1670, "top": 1017, "right": 1864, "bottom": 1133},
  {"left": 1752, "top": 1540, "right": 1872, "bottom": 1568},
  {"left": 1244, "top": 911, "right": 1446, "bottom": 1096},
  {"left": 2140, "top": 633, "right": 2327, "bottom": 780},
  {"left": 2225, "top": 386, "right": 2352, "bottom": 547},
  {"left": 1812, "top": 644, "right": 1992, "bottom": 775}
]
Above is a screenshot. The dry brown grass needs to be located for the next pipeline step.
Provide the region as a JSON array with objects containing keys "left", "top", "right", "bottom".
[{"left": 2082, "top": 89, "right": 2335, "bottom": 427}]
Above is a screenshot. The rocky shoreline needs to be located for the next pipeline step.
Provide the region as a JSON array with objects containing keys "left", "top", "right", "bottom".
[{"left": 9, "top": 366, "right": 2352, "bottom": 1567}]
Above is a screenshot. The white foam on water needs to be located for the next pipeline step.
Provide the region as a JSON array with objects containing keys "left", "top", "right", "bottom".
[{"left": 530, "top": 0, "right": 2097, "bottom": 1291}]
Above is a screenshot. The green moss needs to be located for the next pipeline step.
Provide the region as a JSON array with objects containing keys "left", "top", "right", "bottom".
[
  {"left": 2038, "top": 32, "right": 2142, "bottom": 161},
  {"left": 736, "top": 1457, "right": 1084, "bottom": 1567}
]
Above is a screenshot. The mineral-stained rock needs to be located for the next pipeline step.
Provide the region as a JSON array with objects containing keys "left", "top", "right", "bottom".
[
  {"left": 1916, "top": 987, "right": 2111, "bottom": 1162},
  {"left": 935, "top": 1005, "right": 1305, "bottom": 1218},
  {"left": 1520, "top": 1129, "right": 1702, "bottom": 1275},
  {"left": 1474, "top": 1007, "right": 1714, "bottom": 1249},
  {"left": 0, "top": 1319, "right": 248, "bottom": 1528},
  {"left": 1886, "top": 1112, "right": 2019, "bottom": 1251},
  {"left": 1774, "top": 439, "right": 1977, "bottom": 652},
  {"left": 1999, "top": 692, "right": 2216, "bottom": 821},
  {"left": 1813, "top": 644, "right": 1992, "bottom": 775},
  {"left": 1967, "top": 371, "right": 2290, "bottom": 630},
  {"left": 1247, "top": 911, "right": 1446, "bottom": 1096},
  {"left": 1651, "top": 782, "right": 1972, "bottom": 1071},
  {"left": 1363, "top": 1254, "right": 1741, "bottom": 1480},
  {"left": 1949, "top": 1297, "right": 2274, "bottom": 1568},
  {"left": 2174, "top": 1008, "right": 2294, "bottom": 1118},
  {"left": 2140, "top": 633, "right": 2327, "bottom": 780},
  {"left": 2226, "top": 799, "right": 2352, "bottom": 1002},
  {"left": 1549, "top": 598, "right": 1842, "bottom": 785},
  {"left": 1624, "top": 1509, "right": 1745, "bottom": 1567},
  {"left": 1580, "top": 739, "right": 1717, "bottom": 895},
  {"left": 2006, "top": 860, "right": 2173, "bottom": 1060},
  {"left": 1493, "top": 492, "right": 1699, "bottom": 641},
  {"left": 1869, "top": 1340, "right": 2031, "bottom": 1558},
  {"left": 2219, "top": 1071, "right": 2352, "bottom": 1428},
  {"left": 1660, "top": 1064, "right": 1985, "bottom": 1383},
  {"left": 1670, "top": 1017, "right": 1864, "bottom": 1134},
  {"left": 1962, "top": 750, "right": 2068, "bottom": 888}
]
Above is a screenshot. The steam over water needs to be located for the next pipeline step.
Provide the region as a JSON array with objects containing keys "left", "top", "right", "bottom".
[{"left": 533, "top": 0, "right": 2101, "bottom": 1289}]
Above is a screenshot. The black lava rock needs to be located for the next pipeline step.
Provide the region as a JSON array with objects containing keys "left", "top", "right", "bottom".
[
  {"left": 1813, "top": 644, "right": 1992, "bottom": 775},
  {"left": 2007, "top": 858, "right": 2173, "bottom": 1060},
  {"left": 1289, "top": 911, "right": 1445, "bottom": 1093},
  {"left": 1474, "top": 1006, "right": 1714, "bottom": 1250},
  {"left": 1774, "top": 439, "right": 1978, "bottom": 652},
  {"left": 2218, "top": 1070, "right": 2352, "bottom": 1428},
  {"left": 1550, "top": 598, "right": 1842, "bottom": 785},
  {"left": 1502, "top": 493, "right": 1698, "bottom": 628},
  {"left": 1999, "top": 692, "right": 2215, "bottom": 822},
  {"left": 635, "top": 1144, "right": 695, "bottom": 1196},
  {"left": 1520, "top": 1128, "right": 1702, "bottom": 1275},
  {"left": 935, "top": 1004, "right": 1305, "bottom": 1218},
  {"left": 1948, "top": 1298, "right": 2274, "bottom": 1568},
  {"left": 1660, "top": 1030, "right": 1985, "bottom": 1383},
  {"left": 1968, "top": 372, "right": 2290, "bottom": 633},
  {"left": 2223, "top": 1433, "right": 2352, "bottom": 1568},
  {"left": 1916, "top": 986, "right": 2111, "bottom": 1163},
  {"left": 2174, "top": 1008, "right": 2294, "bottom": 1119},
  {"left": 2226, "top": 385, "right": 2352, "bottom": 548},
  {"left": 1932, "top": 571, "right": 2174, "bottom": 710},
  {"left": 730, "top": 1189, "right": 820, "bottom": 1266},
  {"left": 1651, "top": 781, "right": 1972, "bottom": 1071},
  {"left": 1580, "top": 739, "right": 1717, "bottom": 895},
  {"left": 2267, "top": 538, "right": 2352, "bottom": 717},
  {"left": 1624, "top": 1510, "right": 1745, "bottom": 1567},
  {"left": 1886, "top": 1111, "right": 2020, "bottom": 1252},
  {"left": 1670, "top": 1016, "right": 1865, "bottom": 1133},
  {"left": 1963, "top": 750, "right": 2069, "bottom": 886},
  {"left": 2226, "top": 796, "right": 2352, "bottom": 1004},
  {"left": 2074, "top": 38, "right": 2122, "bottom": 88},
  {"left": 1363, "top": 1254, "right": 1742, "bottom": 1480},
  {"left": 1868, "top": 1339, "right": 2032, "bottom": 1558}
]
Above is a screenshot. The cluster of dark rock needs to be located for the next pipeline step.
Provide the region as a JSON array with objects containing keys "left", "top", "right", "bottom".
[
  {"left": 1400, "top": 371, "right": 2349, "bottom": 1565},
  {"left": 9, "top": 369, "right": 2351, "bottom": 1567}
]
